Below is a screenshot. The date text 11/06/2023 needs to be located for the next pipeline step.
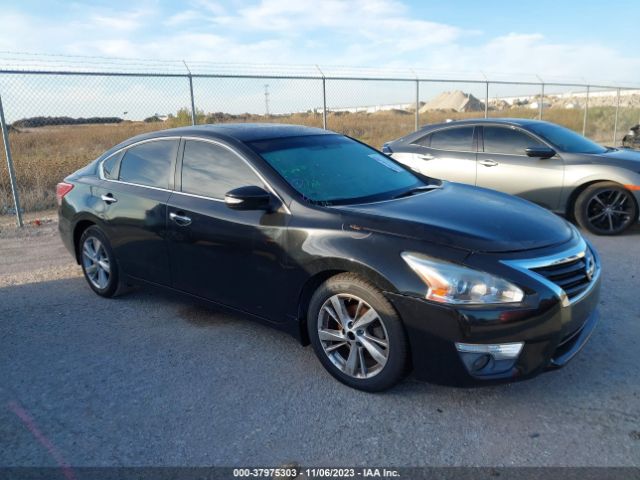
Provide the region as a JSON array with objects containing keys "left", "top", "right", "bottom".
[{"left": 232, "top": 467, "right": 401, "bottom": 478}]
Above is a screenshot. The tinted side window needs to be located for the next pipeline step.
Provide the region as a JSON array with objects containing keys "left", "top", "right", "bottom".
[
  {"left": 412, "top": 134, "right": 431, "bottom": 147},
  {"left": 429, "top": 127, "right": 474, "bottom": 151},
  {"left": 102, "top": 152, "right": 122, "bottom": 180},
  {"left": 483, "top": 127, "right": 543, "bottom": 155},
  {"left": 119, "top": 140, "right": 178, "bottom": 188},
  {"left": 181, "top": 140, "right": 262, "bottom": 199}
]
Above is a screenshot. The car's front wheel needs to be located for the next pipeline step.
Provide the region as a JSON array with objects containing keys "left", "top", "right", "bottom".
[
  {"left": 574, "top": 182, "right": 638, "bottom": 235},
  {"left": 308, "top": 273, "right": 408, "bottom": 392},
  {"left": 79, "top": 226, "right": 120, "bottom": 297}
]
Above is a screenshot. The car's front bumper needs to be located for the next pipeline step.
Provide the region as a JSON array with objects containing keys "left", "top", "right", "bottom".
[{"left": 385, "top": 270, "right": 601, "bottom": 386}]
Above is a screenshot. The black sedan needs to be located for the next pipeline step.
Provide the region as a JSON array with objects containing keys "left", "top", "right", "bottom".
[{"left": 57, "top": 124, "right": 600, "bottom": 391}]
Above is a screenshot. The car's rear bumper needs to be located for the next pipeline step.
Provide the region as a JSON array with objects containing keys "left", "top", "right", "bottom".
[
  {"left": 57, "top": 209, "right": 76, "bottom": 259},
  {"left": 385, "top": 272, "right": 600, "bottom": 386}
]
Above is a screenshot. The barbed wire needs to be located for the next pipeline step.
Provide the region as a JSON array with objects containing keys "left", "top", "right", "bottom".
[{"left": 1, "top": 51, "right": 639, "bottom": 88}]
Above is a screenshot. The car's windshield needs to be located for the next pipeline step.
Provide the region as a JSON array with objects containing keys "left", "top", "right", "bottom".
[
  {"left": 248, "top": 134, "right": 424, "bottom": 205},
  {"left": 528, "top": 122, "right": 608, "bottom": 154}
]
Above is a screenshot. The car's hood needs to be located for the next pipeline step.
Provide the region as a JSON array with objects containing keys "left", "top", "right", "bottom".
[
  {"left": 335, "top": 182, "right": 574, "bottom": 253},
  {"left": 584, "top": 148, "right": 640, "bottom": 169}
]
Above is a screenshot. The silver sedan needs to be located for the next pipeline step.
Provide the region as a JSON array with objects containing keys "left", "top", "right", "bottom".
[{"left": 384, "top": 118, "right": 640, "bottom": 235}]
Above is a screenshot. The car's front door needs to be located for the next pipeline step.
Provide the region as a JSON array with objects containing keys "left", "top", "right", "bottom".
[
  {"left": 97, "top": 138, "right": 178, "bottom": 286},
  {"left": 166, "top": 138, "right": 289, "bottom": 322},
  {"left": 391, "top": 125, "right": 477, "bottom": 184},
  {"left": 476, "top": 126, "right": 565, "bottom": 210}
]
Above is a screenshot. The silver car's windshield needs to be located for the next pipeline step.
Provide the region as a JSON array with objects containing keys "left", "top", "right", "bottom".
[{"left": 528, "top": 123, "right": 607, "bottom": 154}]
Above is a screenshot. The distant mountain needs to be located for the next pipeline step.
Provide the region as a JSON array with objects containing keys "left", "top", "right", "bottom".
[{"left": 420, "top": 90, "right": 485, "bottom": 113}]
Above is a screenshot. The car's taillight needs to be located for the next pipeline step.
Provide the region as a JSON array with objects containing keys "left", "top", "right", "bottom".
[{"left": 56, "top": 182, "right": 74, "bottom": 206}]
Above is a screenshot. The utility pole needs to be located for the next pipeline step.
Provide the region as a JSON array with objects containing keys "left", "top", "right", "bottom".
[{"left": 264, "top": 84, "right": 270, "bottom": 117}]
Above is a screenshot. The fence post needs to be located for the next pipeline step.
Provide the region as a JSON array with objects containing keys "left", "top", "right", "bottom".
[
  {"left": 183, "top": 61, "right": 196, "bottom": 125},
  {"left": 188, "top": 75, "right": 196, "bottom": 125},
  {"left": 484, "top": 82, "right": 489, "bottom": 118},
  {"left": 582, "top": 86, "right": 590, "bottom": 136},
  {"left": 415, "top": 80, "right": 420, "bottom": 131},
  {"left": 0, "top": 93, "right": 23, "bottom": 227},
  {"left": 539, "top": 83, "right": 545, "bottom": 120},
  {"left": 322, "top": 77, "right": 327, "bottom": 130},
  {"left": 613, "top": 88, "right": 621, "bottom": 145}
]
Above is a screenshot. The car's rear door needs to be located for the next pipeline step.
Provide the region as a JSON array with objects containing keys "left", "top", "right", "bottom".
[
  {"left": 476, "top": 125, "right": 564, "bottom": 210},
  {"left": 166, "top": 138, "right": 289, "bottom": 322},
  {"left": 96, "top": 138, "right": 178, "bottom": 286},
  {"left": 391, "top": 125, "right": 477, "bottom": 184}
]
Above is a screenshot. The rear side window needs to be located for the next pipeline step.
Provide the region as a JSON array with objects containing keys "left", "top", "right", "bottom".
[
  {"left": 483, "top": 126, "right": 544, "bottom": 155},
  {"left": 412, "top": 134, "right": 431, "bottom": 147},
  {"left": 181, "top": 140, "right": 262, "bottom": 199},
  {"left": 119, "top": 140, "right": 178, "bottom": 188},
  {"left": 101, "top": 152, "right": 121, "bottom": 180},
  {"left": 428, "top": 127, "right": 474, "bottom": 151}
]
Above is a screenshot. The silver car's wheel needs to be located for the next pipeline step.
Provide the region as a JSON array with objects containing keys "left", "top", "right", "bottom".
[
  {"left": 575, "top": 182, "right": 638, "bottom": 235},
  {"left": 82, "top": 236, "right": 111, "bottom": 289},
  {"left": 317, "top": 294, "right": 389, "bottom": 379},
  {"left": 585, "top": 189, "right": 635, "bottom": 233}
]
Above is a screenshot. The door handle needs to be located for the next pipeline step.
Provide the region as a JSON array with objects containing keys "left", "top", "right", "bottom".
[
  {"left": 418, "top": 154, "right": 435, "bottom": 161},
  {"left": 100, "top": 194, "right": 117, "bottom": 204},
  {"left": 169, "top": 212, "right": 192, "bottom": 226},
  {"left": 479, "top": 159, "right": 499, "bottom": 167}
]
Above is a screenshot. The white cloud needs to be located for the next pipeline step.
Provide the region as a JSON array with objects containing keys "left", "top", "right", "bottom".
[
  {"left": 89, "top": 13, "right": 144, "bottom": 32},
  {"left": 164, "top": 10, "right": 201, "bottom": 26}
]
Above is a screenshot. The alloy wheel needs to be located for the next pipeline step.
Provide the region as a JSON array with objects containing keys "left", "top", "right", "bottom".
[
  {"left": 317, "top": 294, "right": 389, "bottom": 379},
  {"left": 82, "top": 236, "right": 111, "bottom": 289},
  {"left": 586, "top": 189, "right": 635, "bottom": 233}
]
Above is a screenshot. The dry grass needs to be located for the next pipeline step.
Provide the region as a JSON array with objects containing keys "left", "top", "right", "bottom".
[
  {"left": 1, "top": 107, "right": 638, "bottom": 213},
  {"left": 0, "top": 122, "right": 173, "bottom": 213}
]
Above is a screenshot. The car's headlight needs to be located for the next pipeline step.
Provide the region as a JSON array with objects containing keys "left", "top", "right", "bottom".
[{"left": 401, "top": 252, "right": 524, "bottom": 305}]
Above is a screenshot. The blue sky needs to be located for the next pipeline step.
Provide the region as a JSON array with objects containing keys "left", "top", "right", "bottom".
[{"left": 1, "top": 0, "right": 639, "bottom": 84}]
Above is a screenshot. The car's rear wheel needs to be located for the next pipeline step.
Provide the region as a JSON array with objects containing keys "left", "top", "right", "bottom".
[
  {"left": 79, "top": 226, "right": 120, "bottom": 297},
  {"left": 308, "top": 273, "right": 408, "bottom": 392},
  {"left": 574, "top": 182, "right": 638, "bottom": 235}
]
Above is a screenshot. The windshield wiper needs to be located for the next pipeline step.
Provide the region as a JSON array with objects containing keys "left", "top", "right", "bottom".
[{"left": 393, "top": 184, "right": 441, "bottom": 199}]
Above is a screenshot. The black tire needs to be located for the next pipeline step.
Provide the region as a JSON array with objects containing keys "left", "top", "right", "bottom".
[
  {"left": 78, "top": 226, "right": 121, "bottom": 297},
  {"left": 307, "top": 273, "right": 408, "bottom": 392},
  {"left": 574, "top": 182, "right": 638, "bottom": 235}
]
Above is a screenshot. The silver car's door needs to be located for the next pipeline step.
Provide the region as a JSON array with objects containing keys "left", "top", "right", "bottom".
[
  {"left": 391, "top": 125, "right": 477, "bottom": 185},
  {"left": 476, "top": 125, "right": 565, "bottom": 211}
]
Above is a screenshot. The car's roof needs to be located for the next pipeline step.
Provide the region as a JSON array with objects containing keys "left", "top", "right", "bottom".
[
  {"left": 420, "top": 117, "right": 548, "bottom": 129},
  {"left": 386, "top": 117, "right": 553, "bottom": 144},
  {"left": 125, "top": 123, "right": 333, "bottom": 145}
]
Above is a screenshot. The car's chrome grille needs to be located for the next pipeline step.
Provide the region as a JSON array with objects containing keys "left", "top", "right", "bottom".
[{"left": 530, "top": 249, "right": 595, "bottom": 301}]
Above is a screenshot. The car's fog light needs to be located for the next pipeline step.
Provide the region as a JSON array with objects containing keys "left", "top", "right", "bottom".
[
  {"left": 455, "top": 342, "right": 524, "bottom": 376},
  {"left": 472, "top": 354, "right": 491, "bottom": 371}
]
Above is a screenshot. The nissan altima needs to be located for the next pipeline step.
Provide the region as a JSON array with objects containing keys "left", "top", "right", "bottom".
[
  {"left": 57, "top": 124, "right": 600, "bottom": 391},
  {"left": 384, "top": 118, "right": 640, "bottom": 235}
]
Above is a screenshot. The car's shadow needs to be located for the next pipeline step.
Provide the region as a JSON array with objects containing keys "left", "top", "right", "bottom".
[{"left": 0, "top": 275, "right": 633, "bottom": 400}]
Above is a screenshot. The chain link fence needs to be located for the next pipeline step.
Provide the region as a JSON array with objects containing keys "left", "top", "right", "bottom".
[{"left": 2, "top": 60, "right": 640, "bottom": 225}]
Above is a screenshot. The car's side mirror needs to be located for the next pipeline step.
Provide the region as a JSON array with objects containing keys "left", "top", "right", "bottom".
[
  {"left": 224, "top": 185, "right": 271, "bottom": 210},
  {"left": 525, "top": 146, "right": 556, "bottom": 159}
]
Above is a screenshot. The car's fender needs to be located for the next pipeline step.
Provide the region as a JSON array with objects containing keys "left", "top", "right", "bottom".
[{"left": 561, "top": 165, "right": 640, "bottom": 214}]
